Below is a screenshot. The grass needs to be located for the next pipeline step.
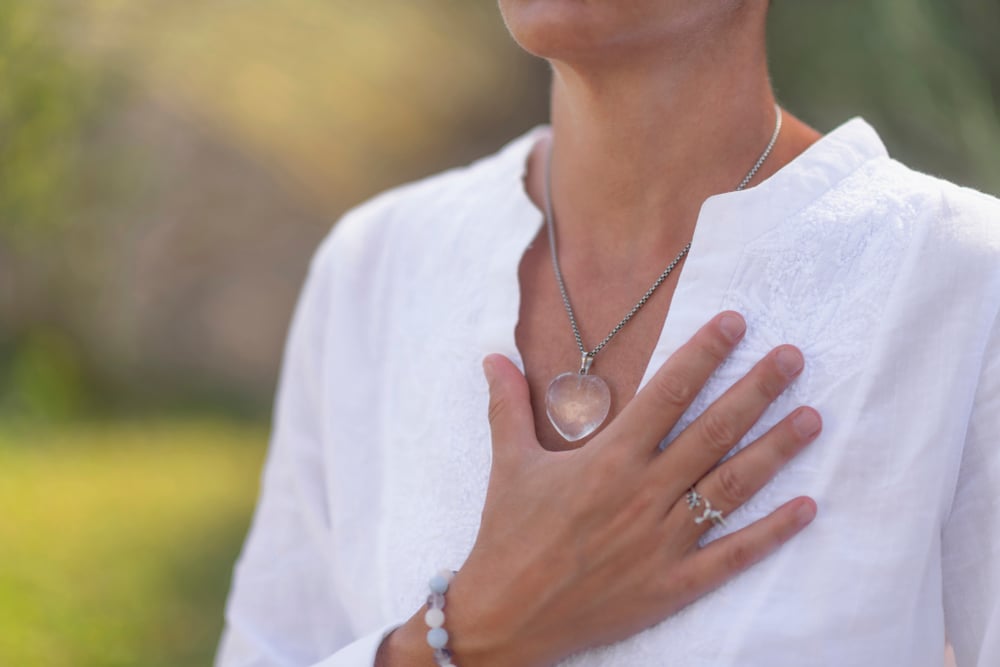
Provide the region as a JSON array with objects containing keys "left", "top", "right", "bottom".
[{"left": 0, "top": 419, "right": 269, "bottom": 667}]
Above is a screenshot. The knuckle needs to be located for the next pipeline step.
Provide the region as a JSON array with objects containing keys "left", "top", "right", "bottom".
[
  {"left": 653, "top": 372, "right": 696, "bottom": 409},
  {"left": 725, "top": 542, "right": 756, "bottom": 572},
  {"left": 700, "top": 410, "right": 739, "bottom": 452},
  {"left": 660, "top": 567, "right": 700, "bottom": 602},
  {"left": 628, "top": 484, "right": 661, "bottom": 519},
  {"left": 599, "top": 449, "right": 629, "bottom": 478},
  {"left": 752, "top": 372, "right": 784, "bottom": 401},
  {"left": 585, "top": 448, "right": 630, "bottom": 492},
  {"left": 698, "top": 331, "right": 732, "bottom": 365},
  {"left": 773, "top": 421, "right": 803, "bottom": 458},
  {"left": 717, "top": 466, "right": 747, "bottom": 505},
  {"left": 487, "top": 394, "right": 508, "bottom": 428}
]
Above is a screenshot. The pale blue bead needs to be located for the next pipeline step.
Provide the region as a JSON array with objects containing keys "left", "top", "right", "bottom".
[
  {"left": 429, "top": 574, "right": 450, "bottom": 595},
  {"left": 427, "top": 627, "right": 449, "bottom": 649}
]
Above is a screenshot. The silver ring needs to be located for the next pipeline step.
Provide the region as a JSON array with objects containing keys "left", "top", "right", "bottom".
[{"left": 685, "top": 487, "right": 727, "bottom": 528}]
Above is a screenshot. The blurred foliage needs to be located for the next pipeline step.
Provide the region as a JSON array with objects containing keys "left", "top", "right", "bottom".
[
  {"left": 0, "top": 1, "right": 102, "bottom": 242},
  {"left": 76, "top": 0, "right": 545, "bottom": 208},
  {"left": 768, "top": 0, "right": 1000, "bottom": 192},
  {"left": 0, "top": 420, "right": 267, "bottom": 667},
  {"left": 0, "top": 0, "right": 122, "bottom": 422},
  {"left": 0, "top": 326, "right": 90, "bottom": 419}
]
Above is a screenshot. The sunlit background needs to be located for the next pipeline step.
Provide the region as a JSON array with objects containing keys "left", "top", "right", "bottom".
[{"left": 2, "top": 1, "right": 997, "bottom": 665}]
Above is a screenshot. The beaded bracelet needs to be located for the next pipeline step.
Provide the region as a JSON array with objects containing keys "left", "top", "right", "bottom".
[{"left": 425, "top": 569, "right": 458, "bottom": 667}]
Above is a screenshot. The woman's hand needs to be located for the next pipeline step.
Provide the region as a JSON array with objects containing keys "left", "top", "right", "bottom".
[{"left": 378, "top": 311, "right": 820, "bottom": 667}]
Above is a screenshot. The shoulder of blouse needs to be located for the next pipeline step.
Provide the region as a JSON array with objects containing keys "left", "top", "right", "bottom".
[
  {"left": 873, "top": 155, "right": 1000, "bottom": 247},
  {"left": 848, "top": 154, "right": 1000, "bottom": 293},
  {"left": 308, "top": 128, "right": 540, "bottom": 277}
]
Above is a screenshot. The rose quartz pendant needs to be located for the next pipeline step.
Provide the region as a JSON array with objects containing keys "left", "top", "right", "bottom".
[{"left": 545, "top": 359, "right": 612, "bottom": 442}]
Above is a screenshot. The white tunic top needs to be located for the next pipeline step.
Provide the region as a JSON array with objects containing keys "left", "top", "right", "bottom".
[{"left": 216, "top": 119, "right": 1000, "bottom": 667}]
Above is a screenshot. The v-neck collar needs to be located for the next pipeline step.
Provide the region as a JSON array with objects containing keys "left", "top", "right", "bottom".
[{"left": 478, "top": 118, "right": 890, "bottom": 390}]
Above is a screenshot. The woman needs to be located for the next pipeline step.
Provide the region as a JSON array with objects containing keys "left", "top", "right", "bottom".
[{"left": 216, "top": 2, "right": 1000, "bottom": 665}]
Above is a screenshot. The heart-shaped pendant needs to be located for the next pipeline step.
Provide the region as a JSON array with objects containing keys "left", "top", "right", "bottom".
[{"left": 545, "top": 372, "right": 612, "bottom": 442}]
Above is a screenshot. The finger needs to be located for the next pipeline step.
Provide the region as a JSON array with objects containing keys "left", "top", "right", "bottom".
[
  {"left": 650, "top": 344, "right": 805, "bottom": 496},
  {"left": 665, "top": 497, "right": 817, "bottom": 607},
  {"left": 605, "top": 311, "right": 747, "bottom": 456},
  {"left": 664, "top": 406, "right": 822, "bottom": 546},
  {"left": 483, "top": 354, "right": 539, "bottom": 467}
]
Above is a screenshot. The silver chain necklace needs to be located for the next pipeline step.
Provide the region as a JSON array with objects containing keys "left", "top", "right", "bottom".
[{"left": 542, "top": 104, "right": 783, "bottom": 442}]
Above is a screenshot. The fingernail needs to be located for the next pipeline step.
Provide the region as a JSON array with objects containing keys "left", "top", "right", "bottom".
[
  {"left": 720, "top": 313, "right": 746, "bottom": 342},
  {"left": 776, "top": 347, "right": 804, "bottom": 376},
  {"left": 482, "top": 357, "right": 496, "bottom": 385},
  {"left": 796, "top": 500, "right": 817, "bottom": 526},
  {"left": 792, "top": 408, "right": 821, "bottom": 438}
]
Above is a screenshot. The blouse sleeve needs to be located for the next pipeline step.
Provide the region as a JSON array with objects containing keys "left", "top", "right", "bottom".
[
  {"left": 214, "top": 233, "right": 402, "bottom": 666},
  {"left": 943, "top": 314, "right": 1000, "bottom": 666}
]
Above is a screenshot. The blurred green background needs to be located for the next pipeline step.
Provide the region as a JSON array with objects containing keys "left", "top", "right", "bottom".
[{"left": 1, "top": 1, "right": 996, "bottom": 665}]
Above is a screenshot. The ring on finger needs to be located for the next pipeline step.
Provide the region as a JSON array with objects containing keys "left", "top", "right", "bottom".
[{"left": 685, "top": 487, "right": 728, "bottom": 528}]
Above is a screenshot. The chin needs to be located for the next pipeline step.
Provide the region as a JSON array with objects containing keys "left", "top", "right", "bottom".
[
  {"left": 499, "top": 0, "right": 613, "bottom": 59},
  {"left": 498, "top": 0, "right": 755, "bottom": 64}
]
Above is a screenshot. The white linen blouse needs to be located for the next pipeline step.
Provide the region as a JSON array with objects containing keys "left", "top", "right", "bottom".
[{"left": 216, "top": 119, "right": 1000, "bottom": 667}]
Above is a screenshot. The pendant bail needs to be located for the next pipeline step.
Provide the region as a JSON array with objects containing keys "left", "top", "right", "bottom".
[{"left": 579, "top": 352, "right": 594, "bottom": 375}]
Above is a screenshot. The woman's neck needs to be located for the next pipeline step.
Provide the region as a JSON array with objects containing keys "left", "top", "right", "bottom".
[{"left": 531, "top": 11, "right": 818, "bottom": 271}]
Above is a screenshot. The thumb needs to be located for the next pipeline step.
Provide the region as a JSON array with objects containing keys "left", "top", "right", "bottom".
[{"left": 483, "top": 354, "right": 539, "bottom": 464}]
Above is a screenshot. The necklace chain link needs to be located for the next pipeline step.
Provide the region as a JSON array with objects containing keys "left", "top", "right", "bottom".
[{"left": 543, "top": 104, "right": 783, "bottom": 371}]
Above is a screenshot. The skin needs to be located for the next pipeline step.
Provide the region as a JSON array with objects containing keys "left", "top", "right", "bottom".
[
  {"left": 513, "top": 0, "right": 820, "bottom": 450},
  {"left": 377, "top": 1, "right": 824, "bottom": 664}
]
